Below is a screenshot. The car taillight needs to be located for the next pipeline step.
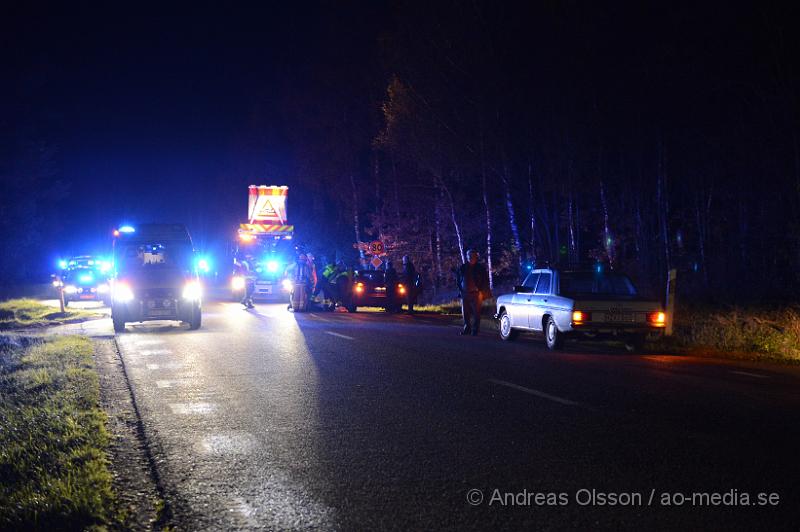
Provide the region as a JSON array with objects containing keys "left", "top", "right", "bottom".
[
  {"left": 397, "top": 283, "right": 407, "bottom": 295},
  {"left": 354, "top": 282, "right": 364, "bottom": 294},
  {"left": 572, "top": 310, "right": 590, "bottom": 324},
  {"left": 648, "top": 311, "right": 667, "bottom": 327}
]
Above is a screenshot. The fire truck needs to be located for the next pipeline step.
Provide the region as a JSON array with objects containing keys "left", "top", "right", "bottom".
[{"left": 230, "top": 185, "right": 296, "bottom": 301}]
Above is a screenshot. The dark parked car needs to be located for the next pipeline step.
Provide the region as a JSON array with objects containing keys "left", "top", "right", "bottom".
[{"left": 346, "top": 270, "right": 408, "bottom": 313}]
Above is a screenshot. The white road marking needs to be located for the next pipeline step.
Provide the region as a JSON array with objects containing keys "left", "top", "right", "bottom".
[
  {"left": 310, "top": 313, "right": 332, "bottom": 322},
  {"left": 147, "top": 362, "right": 183, "bottom": 371},
  {"left": 325, "top": 331, "right": 354, "bottom": 340},
  {"left": 168, "top": 402, "right": 216, "bottom": 415},
  {"left": 155, "top": 379, "right": 185, "bottom": 388},
  {"left": 134, "top": 339, "right": 165, "bottom": 346},
  {"left": 136, "top": 349, "right": 172, "bottom": 356},
  {"left": 488, "top": 378, "right": 581, "bottom": 407},
  {"left": 730, "top": 370, "right": 768, "bottom": 379},
  {"left": 198, "top": 432, "right": 257, "bottom": 455}
]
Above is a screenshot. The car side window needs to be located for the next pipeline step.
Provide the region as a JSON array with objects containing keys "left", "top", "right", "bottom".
[
  {"left": 524, "top": 273, "right": 540, "bottom": 289},
  {"left": 535, "top": 273, "right": 551, "bottom": 294}
]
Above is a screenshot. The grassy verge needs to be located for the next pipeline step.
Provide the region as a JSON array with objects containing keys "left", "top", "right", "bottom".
[
  {"left": 657, "top": 305, "right": 800, "bottom": 363},
  {"left": 0, "top": 335, "right": 120, "bottom": 529},
  {"left": 0, "top": 299, "right": 99, "bottom": 330}
]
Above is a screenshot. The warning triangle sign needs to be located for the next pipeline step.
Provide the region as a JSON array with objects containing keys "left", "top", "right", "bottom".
[{"left": 257, "top": 199, "right": 277, "bottom": 218}]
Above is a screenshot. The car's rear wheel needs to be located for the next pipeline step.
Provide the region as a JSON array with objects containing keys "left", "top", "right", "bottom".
[
  {"left": 498, "top": 310, "right": 519, "bottom": 341},
  {"left": 544, "top": 316, "right": 564, "bottom": 350}
]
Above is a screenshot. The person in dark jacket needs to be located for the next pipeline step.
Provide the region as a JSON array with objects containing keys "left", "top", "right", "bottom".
[
  {"left": 401, "top": 255, "right": 418, "bottom": 313},
  {"left": 234, "top": 256, "right": 255, "bottom": 309},
  {"left": 456, "top": 249, "right": 490, "bottom": 335}
]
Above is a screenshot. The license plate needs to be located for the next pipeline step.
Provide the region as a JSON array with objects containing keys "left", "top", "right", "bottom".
[
  {"left": 79, "top": 295, "right": 94, "bottom": 299},
  {"left": 258, "top": 286, "right": 273, "bottom": 294},
  {"left": 148, "top": 309, "right": 174, "bottom": 317},
  {"left": 605, "top": 311, "right": 633, "bottom": 322}
]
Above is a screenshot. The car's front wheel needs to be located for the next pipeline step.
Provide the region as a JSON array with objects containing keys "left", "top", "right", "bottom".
[
  {"left": 544, "top": 316, "right": 564, "bottom": 350},
  {"left": 188, "top": 304, "right": 202, "bottom": 330},
  {"left": 498, "top": 310, "right": 519, "bottom": 341}
]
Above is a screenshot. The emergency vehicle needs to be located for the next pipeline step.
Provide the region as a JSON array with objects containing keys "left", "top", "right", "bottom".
[{"left": 230, "top": 185, "right": 296, "bottom": 301}]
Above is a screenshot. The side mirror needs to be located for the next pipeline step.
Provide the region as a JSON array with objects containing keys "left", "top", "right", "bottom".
[{"left": 514, "top": 285, "right": 533, "bottom": 293}]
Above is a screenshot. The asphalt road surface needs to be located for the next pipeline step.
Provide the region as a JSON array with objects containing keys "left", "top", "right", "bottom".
[{"left": 102, "top": 301, "right": 800, "bottom": 530}]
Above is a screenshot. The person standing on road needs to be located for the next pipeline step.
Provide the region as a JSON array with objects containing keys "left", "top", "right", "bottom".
[
  {"left": 456, "top": 249, "right": 490, "bottom": 335},
  {"left": 401, "top": 255, "right": 418, "bottom": 314},
  {"left": 235, "top": 257, "right": 255, "bottom": 309}
]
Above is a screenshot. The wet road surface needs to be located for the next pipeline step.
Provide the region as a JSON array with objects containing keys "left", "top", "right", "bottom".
[{"left": 106, "top": 301, "right": 800, "bottom": 530}]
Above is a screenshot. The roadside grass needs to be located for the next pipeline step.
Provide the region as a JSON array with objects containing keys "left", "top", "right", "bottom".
[
  {"left": 0, "top": 335, "right": 121, "bottom": 530},
  {"left": 658, "top": 304, "right": 800, "bottom": 363},
  {"left": 0, "top": 299, "right": 98, "bottom": 329}
]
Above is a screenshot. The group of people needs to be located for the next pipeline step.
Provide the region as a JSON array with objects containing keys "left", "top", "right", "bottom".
[
  {"left": 236, "top": 247, "right": 492, "bottom": 337},
  {"left": 236, "top": 252, "right": 420, "bottom": 313}
]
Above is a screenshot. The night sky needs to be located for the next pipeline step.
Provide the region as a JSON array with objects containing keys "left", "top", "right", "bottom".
[
  {"left": 2, "top": 2, "right": 799, "bottom": 293},
  {"left": 2, "top": 2, "right": 385, "bottom": 256}
]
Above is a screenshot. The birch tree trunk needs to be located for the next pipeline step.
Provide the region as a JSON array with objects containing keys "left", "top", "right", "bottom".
[
  {"left": 527, "top": 161, "right": 537, "bottom": 264},
  {"left": 502, "top": 158, "right": 523, "bottom": 266},
  {"left": 350, "top": 173, "right": 363, "bottom": 257},
  {"left": 600, "top": 179, "right": 613, "bottom": 267},
  {"left": 438, "top": 176, "right": 465, "bottom": 263},
  {"left": 481, "top": 142, "right": 494, "bottom": 289}
]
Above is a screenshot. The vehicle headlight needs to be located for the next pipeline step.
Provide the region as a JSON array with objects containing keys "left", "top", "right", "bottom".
[
  {"left": 96, "top": 283, "right": 110, "bottom": 294},
  {"left": 281, "top": 278, "right": 293, "bottom": 291},
  {"left": 231, "top": 276, "right": 246, "bottom": 291},
  {"left": 354, "top": 282, "right": 365, "bottom": 294},
  {"left": 113, "top": 282, "right": 134, "bottom": 302},
  {"left": 266, "top": 260, "right": 280, "bottom": 273},
  {"left": 182, "top": 281, "right": 202, "bottom": 300},
  {"left": 63, "top": 284, "right": 78, "bottom": 294}
]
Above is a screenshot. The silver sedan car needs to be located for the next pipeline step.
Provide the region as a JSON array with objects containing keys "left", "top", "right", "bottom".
[{"left": 494, "top": 268, "right": 666, "bottom": 351}]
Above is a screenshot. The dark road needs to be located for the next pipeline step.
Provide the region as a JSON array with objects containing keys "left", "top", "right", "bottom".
[{"left": 110, "top": 302, "right": 800, "bottom": 530}]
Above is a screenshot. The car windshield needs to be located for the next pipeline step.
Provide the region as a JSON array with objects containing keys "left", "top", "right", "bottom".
[
  {"left": 356, "top": 271, "right": 385, "bottom": 283},
  {"left": 115, "top": 242, "right": 193, "bottom": 273},
  {"left": 559, "top": 272, "right": 638, "bottom": 297}
]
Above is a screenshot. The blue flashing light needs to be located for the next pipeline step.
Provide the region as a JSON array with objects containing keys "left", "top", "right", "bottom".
[
  {"left": 266, "top": 260, "right": 280, "bottom": 273},
  {"left": 595, "top": 263, "right": 603, "bottom": 273},
  {"left": 79, "top": 273, "right": 94, "bottom": 283},
  {"left": 58, "top": 260, "right": 68, "bottom": 269},
  {"left": 197, "top": 258, "right": 210, "bottom": 272},
  {"left": 118, "top": 225, "right": 136, "bottom": 233}
]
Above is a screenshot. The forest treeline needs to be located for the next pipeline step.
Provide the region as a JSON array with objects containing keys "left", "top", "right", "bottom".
[{"left": 280, "top": 1, "right": 800, "bottom": 302}]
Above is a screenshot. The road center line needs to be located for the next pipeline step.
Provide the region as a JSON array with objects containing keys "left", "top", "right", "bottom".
[
  {"left": 488, "top": 378, "right": 581, "bottom": 407},
  {"left": 325, "top": 331, "right": 355, "bottom": 340},
  {"left": 730, "top": 370, "right": 768, "bottom": 379}
]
